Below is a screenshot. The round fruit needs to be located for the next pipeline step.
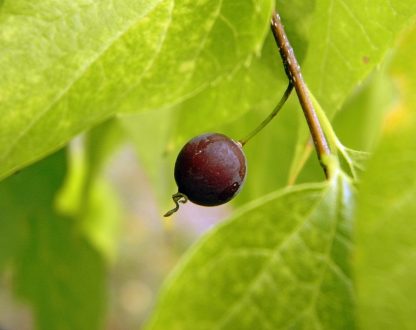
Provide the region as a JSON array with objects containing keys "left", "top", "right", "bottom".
[{"left": 174, "top": 133, "right": 247, "bottom": 206}]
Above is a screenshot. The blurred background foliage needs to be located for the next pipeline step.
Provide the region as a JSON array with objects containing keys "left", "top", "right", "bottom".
[{"left": 1, "top": 0, "right": 416, "bottom": 329}]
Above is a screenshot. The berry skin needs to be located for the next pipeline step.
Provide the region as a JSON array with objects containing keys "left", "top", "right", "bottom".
[{"left": 174, "top": 133, "right": 247, "bottom": 206}]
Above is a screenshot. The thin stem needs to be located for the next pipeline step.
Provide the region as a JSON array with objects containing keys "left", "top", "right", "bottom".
[
  {"left": 309, "top": 91, "right": 340, "bottom": 153},
  {"left": 240, "top": 83, "right": 294, "bottom": 146},
  {"left": 270, "top": 10, "right": 331, "bottom": 177},
  {"left": 287, "top": 140, "right": 313, "bottom": 186},
  {"left": 164, "top": 192, "right": 188, "bottom": 217}
]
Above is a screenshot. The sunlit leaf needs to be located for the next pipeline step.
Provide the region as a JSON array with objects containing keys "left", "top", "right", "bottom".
[
  {"left": 355, "top": 23, "right": 416, "bottom": 330},
  {"left": 0, "top": 0, "right": 273, "bottom": 180},
  {"left": 303, "top": 0, "right": 416, "bottom": 117},
  {"left": 148, "top": 173, "right": 355, "bottom": 329}
]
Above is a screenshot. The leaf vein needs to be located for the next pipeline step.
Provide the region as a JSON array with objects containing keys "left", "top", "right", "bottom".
[
  {"left": 336, "top": 0, "right": 378, "bottom": 50},
  {"left": 0, "top": 0, "right": 165, "bottom": 163},
  {"left": 213, "top": 187, "right": 330, "bottom": 329}
]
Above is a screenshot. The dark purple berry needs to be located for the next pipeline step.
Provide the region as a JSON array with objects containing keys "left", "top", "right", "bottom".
[{"left": 174, "top": 133, "right": 247, "bottom": 207}]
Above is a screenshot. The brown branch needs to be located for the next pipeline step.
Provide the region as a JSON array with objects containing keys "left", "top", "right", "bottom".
[{"left": 270, "top": 10, "right": 331, "bottom": 177}]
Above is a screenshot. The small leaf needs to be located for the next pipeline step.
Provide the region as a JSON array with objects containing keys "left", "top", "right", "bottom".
[
  {"left": 148, "top": 173, "right": 355, "bottom": 330},
  {"left": 338, "top": 147, "right": 370, "bottom": 180}
]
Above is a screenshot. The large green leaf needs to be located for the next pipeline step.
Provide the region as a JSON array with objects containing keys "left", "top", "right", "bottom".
[
  {"left": 355, "top": 24, "right": 416, "bottom": 329},
  {"left": 303, "top": 0, "right": 416, "bottom": 117},
  {"left": 118, "top": 32, "right": 291, "bottom": 208},
  {"left": 156, "top": 0, "right": 317, "bottom": 149},
  {"left": 0, "top": 150, "right": 106, "bottom": 330},
  {"left": 287, "top": 1, "right": 416, "bottom": 184},
  {"left": 119, "top": 2, "right": 315, "bottom": 206},
  {"left": 148, "top": 173, "right": 355, "bottom": 329},
  {"left": 0, "top": 0, "right": 273, "bottom": 180}
]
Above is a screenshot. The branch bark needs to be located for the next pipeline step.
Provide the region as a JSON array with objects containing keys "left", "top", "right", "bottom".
[{"left": 271, "top": 10, "right": 331, "bottom": 177}]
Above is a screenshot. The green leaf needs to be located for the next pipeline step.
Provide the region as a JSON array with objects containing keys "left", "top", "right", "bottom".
[
  {"left": 333, "top": 65, "right": 396, "bottom": 152},
  {"left": 119, "top": 32, "right": 291, "bottom": 208},
  {"left": 119, "top": 107, "right": 175, "bottom": 206},
  {"left": 355, "top": 24, "right": 416, "bottom": 329},
  {"left": 288, "top": 1, "right": 416, "bottom": 183},
  {"left": 144, "top": 0, "right": 319, "bottom": 171},
  {"left": 164, "top": 34, "right": 285, "bottom": 143},
  {"left": 0, "top": 0, "right": 273, "bottom": 180},
  {"left": 303, "top": 0, "right": 416, "bottom": 117},
  {"left": 119, "top": 36, "right": 292, "bottom": 207},
  {"left": 148, "top": 173, "right": 355, "bottom": 330},
  {"left": 222, "top": 94, "right": 300, "bottom": 204},
  {"left": 59, "top": 120, "right": 124, "bottom": 261},
  {"left": 0, "top": 190, "right": 26, "bottom": 271},
  {"left": 0, "top": 150, "right": 106, "bottom": 330},
  {"left": 83, "top": 118, "right": 125, "bottom": 182}
]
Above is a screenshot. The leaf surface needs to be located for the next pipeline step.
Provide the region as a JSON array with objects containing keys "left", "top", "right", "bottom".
[
  {"left": 148, "top": 174, "right": 355, "bottom": 330},
  {"left": 303, "top": 0, "right": 416, "bottom": 117},
  {"left": 355, "top": 24, "right": 416, "bottom": 330},
  {"left": 0, "top": 150, "right": 106, "bottom": 330},
  {"left": 0, "top": 0, "right": 273, "bottom": 179}
]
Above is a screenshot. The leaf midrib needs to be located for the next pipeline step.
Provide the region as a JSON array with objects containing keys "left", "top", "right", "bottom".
[{"left": 213, "top": 184, "right": 336, "bottom": 329}]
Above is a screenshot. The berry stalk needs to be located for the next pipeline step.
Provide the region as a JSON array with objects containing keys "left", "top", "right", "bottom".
[
  {"left": 239, "top": 83, "right": 293, "bottom": 146},
  {"left": 270, "top": 10, "right": 331, "bottom": 177}
]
